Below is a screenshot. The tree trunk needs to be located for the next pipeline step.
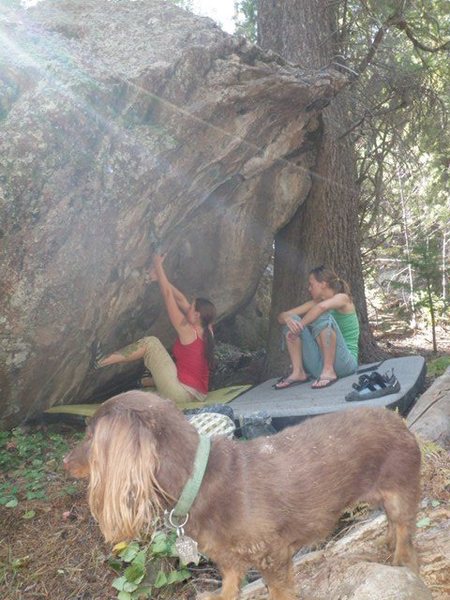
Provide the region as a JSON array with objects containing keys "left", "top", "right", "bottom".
[{"left": 259, "top": 0, "right": 383, "bottom": 375}]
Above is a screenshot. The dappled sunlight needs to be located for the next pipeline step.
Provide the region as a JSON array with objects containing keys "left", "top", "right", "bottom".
[{"left": 1, "top": 0, "right": 354, "bottom": 201}]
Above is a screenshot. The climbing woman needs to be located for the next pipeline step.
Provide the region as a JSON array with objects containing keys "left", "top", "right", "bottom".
[{"left": 94, "top": 254, "right": 216, "bottom": 405}]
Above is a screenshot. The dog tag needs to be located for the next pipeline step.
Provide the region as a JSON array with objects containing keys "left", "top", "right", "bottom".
[{"left": 175, "top": 535, "right": 200, "bottom": 565}]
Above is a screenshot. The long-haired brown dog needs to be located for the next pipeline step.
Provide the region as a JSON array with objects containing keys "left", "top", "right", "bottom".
[{"left": 64, "top": 390, "right": 421, "bottom": 600}]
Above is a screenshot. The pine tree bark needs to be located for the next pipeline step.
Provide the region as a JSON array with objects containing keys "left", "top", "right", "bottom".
[{"left": 259, "top": 0, "right": 383, "bottom": 375}]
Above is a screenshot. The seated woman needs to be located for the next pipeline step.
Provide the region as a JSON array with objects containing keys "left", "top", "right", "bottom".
[
  {"left": 95, "top": 254, "right": 216, "bottom": 405},
  {"left": 276, "top": 265, "right": 359, "bottom": 390}
]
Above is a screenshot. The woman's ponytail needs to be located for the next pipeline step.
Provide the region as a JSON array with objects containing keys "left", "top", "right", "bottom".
[
  {"left": 309, "top": 266, "right": 352, "bottom": 299},
  {"left": 195, "top": 298, "right": 216, "bottom": 370}
]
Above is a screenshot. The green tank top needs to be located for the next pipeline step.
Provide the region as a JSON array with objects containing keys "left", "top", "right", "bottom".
[{"left": 330, "top": 310, "right": 360, "bottom": 361}]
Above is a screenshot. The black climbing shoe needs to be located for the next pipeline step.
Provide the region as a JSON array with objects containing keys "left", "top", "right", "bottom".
[
  {"left": 345, "top": 369, "right": 400, "bottom": 402},
  {"left": 89, "top": 341, "right": 105, "bottom": 370}
]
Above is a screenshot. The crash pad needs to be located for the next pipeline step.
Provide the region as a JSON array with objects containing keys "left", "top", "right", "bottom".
[
  {"left": 43, "top": 384, "right": 251, "bottom": 420},
  {"left": 228, "top": 356, "right": 426, "bottom": 431}
]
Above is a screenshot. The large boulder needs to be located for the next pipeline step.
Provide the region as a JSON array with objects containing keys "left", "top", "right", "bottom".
[
  {"left": 407, "top": 367, "right": 450, "bottom": 448},
  {"left": 0, "top": 0, "right": 347, "bottom": 426}
]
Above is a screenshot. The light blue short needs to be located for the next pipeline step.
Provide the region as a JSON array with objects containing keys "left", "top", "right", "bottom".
[{"left": 282, "top": 312, "right": 358, "bottom": 379}]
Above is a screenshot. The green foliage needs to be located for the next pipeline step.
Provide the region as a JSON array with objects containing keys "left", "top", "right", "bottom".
[
  {"left": 108, "top": 532, "right": 192, "bottom": 599},
  {"left": 234, "top": 0, "right": 257, "bottom": 42},
  {"left": 0, "top": 552, "right": 31, "bottom": 584},
  {"left": 427, "top": 355, "right": 450, "bottom": 378},
  {"left": 410, "top": 234, "right": 448, "bottom": 294},
  {"left": 416, "top": 516, "right": 432, "bottom": 528},
  {"left": 0, "top": 427, "right": 82, "bottom": 508},
  {"left": 409, "top": 231, "right": 449, "bottom": 350},
  {"left": 334, "top": 2, "right": 450, "bottom": 299}
]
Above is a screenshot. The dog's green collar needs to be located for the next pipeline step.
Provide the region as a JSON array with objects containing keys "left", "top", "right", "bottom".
[{"left": 172, "top": 434, "right": 211, "bottom": 520}]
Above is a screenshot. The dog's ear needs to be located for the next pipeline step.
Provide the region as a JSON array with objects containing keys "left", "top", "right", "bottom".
[{"left": 88, "top": 408, "right": 166, "bottom": 543}]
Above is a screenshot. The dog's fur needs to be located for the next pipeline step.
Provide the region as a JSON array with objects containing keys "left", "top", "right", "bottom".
[{"left": 64, "top": 391, "right": 421, "bottom": 600}]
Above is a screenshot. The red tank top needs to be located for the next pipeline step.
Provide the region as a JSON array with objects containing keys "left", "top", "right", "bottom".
[{"left": 172, "top": 331, "right": 209, "bottom": 394}]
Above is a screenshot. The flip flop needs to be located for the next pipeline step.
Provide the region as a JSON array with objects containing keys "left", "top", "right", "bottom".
[
  {"left": 274, "top": 377, "right": 311, "bottom": 390},
  {"left": 311, "top": 377, "right": 338, "bottom": 389}
]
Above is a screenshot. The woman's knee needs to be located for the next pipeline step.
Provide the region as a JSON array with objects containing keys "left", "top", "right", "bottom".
[
  {"left": 141, "top": 336, "right": 162, "bottom": 348},
  {"left": 141, "top": 336, "right": 166, "bottom": 362},
  {"left": 282, "top": 315, "right": 302, "bottom": 338},
  {"left": 334, "top": 354, "right": 358, "bottom": 377},
  {"left": 310, "top": 312, "right": 337, "bottom": 337}
]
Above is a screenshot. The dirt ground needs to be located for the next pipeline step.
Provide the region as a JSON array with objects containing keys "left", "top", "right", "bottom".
[
  {"left": 1, "top": 329, "right": 449, "bottom": 600},
  {"left": 374, "top": 324, "right": 450, "bottom": 365}
]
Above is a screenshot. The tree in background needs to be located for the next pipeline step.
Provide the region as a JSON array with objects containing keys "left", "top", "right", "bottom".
[
  {"left": 258, "top": 0, "right": 378, "bottom": 373},
  {"left": 409, "top": 230, "right": 449, "bottom": 353},
  {"left": 235, "top": 0, "right": 449, "bottom": 367}
]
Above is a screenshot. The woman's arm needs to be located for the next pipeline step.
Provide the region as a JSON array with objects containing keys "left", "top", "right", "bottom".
[
  {"left": 278, "top": 300, "right": 316, "bottom": 324},
  {"left": 152, "top": 255, "right": 192, "bottom": 336},
  {"left": 278, "top": 300, "right": 316, "bottom": 334},
  {"left": 169, "top": 283, "right": 191, "bottom": 314},
  {"left": 148, "top": 262, "right": 191, "bottom": 314},
  {"left": 299, "top": 293, "right": 350, "bottom": 328}
]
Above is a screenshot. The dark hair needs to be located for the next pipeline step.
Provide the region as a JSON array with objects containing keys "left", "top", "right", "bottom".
[
  {"left": 195, "top": 297, "right": 216, "bottom": 370},
  {"left": 309, "top": 265, "right": 352, "bottom": 298}
]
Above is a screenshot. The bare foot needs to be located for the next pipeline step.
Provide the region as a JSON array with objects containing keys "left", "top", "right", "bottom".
[
  {"left": 140, "top": 376, "right": 155, "bottom": 388},
  {"left": 274, "top": 376, "right": 311, "bottom": 389},
  {"left": 311, "top": 372, "right": 338, "bottom": 389}
]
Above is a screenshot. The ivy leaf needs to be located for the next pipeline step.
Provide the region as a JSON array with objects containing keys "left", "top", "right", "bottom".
[
  {"left": 113, "top": 541, "right": 129, "bottom": 553},
  {"left": 5, "top": 498, "right": 18, "bottom": 508},
  {"left": 112, "top": 576, "right": 127, "bottom": 592},
  {"left": 166, "top": 568, "right": 192, "bottom": 584},
  {"left": 131, "top": 585, "right": 152, "bottom": 599},
  {"left": 124, "top": 563, "right": 145, "bottom": 585},
  {"left": 108, "top": 557, "right": 123, "bottom": 573},
  {"left": 132, "top": 550, "right": 147, "bottom": 569},
  {"left": 151, "top": 531, "right": 167, "bottom": 544},
  {"left": 22, "top": 510, "right": 36, "bottom": 519},
  {"left": 416, "top": 517, "right": 431, "bottom": 528},
  {"left": 151, "top": 533, "right": 169, "bottom": 554},
  {"left": 117, "top": 592, "right": 132, "bottom": 600},
  {"left": 123, "top": 581, "right": 139, "bottom": 593},
  {"left": 26, "top": 490, "right": 45, "bottom": 500},
  {"left": 63, "top": 484, "right": 78, "bottom": 496},
  {"left": 119, "top": 542, "right": 140, "bottom": 562},
  {"left": 154, "top": 570, "right": 168, "bottom": 588}
]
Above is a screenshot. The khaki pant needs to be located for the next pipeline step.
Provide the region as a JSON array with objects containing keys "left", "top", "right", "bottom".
[{"left": 136, "top": 336, "right": 206, "bottom": 405}]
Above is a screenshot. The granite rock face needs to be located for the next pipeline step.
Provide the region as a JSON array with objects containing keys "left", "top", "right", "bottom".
[
  {"left": 0, "top": 0, "right": 347, "bottom": 425},
  {"left": 408, "top": 367, "right": 450, "bottom": 448}
]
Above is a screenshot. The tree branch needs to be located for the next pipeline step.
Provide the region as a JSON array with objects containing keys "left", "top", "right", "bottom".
[
  {"left": 353, "top": 10, "right": 449, "bottom": 80},
  {"left": 394, "top": 19, "right": 450, "bottom": 53},
  {"left": 357, "top": 23, "right": 389, "bottom": 75}
]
